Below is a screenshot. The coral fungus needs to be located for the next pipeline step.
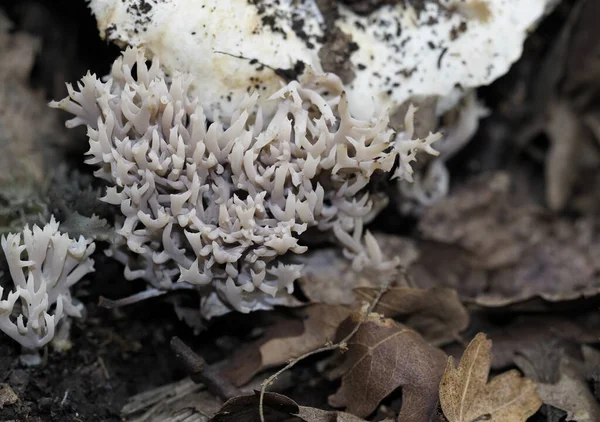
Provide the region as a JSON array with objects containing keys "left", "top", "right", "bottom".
[
  {"left": 0, "top": 217, "right": 95, "bottom": 350},
  {"left": 51, "top": 47, "right": 439, "bottom": 313}
]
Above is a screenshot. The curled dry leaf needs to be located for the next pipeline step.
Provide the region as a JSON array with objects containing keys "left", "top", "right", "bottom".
[
  {"left": 328, "top": 310, "right": 446, "bottom": 420},
  {"left": 221, "top": 304, "right": 349, "bottom": 386},
  {"left": 208, "top": 391, "right": 377, "bottom": 422},
  {"left": 537, "top": 358, "right": 600, "bottom": 422},
  {"left": 353, "top": 286, "right": 469, "bottom": 345},
  {"left": 440, "top": 333, "right": 542, "bottom": 422}
]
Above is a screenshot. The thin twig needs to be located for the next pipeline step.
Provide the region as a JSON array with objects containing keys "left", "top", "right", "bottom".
[
  {"left": 258, "top": 280, "right": 390, "bottom": 422},
  {"left": 213, "top": 50, "right": 275, "bottom": 71},
  {"left": 170, "top": 336, "right": 240, "bottom": 401},
  {"left": 213, "top": 50, "right": 302, "bottom": 82}
]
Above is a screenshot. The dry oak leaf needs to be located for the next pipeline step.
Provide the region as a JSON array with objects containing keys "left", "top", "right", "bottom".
[
  {"left": 328, "top": 311, "right": 446, "bottom": 420},
  {"left": 439, "top": 333, "right": 542, "bottom": 422},
  {"left": 354, "top": 286, "right": 469, "bottom": 345},
  {"left": 221, "top": 304, "right": 349, "bottom": 386}
]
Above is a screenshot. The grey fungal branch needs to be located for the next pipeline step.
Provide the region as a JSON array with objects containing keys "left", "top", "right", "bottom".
[{"left": 51, "top": 47, "right": 439, "bottom": 313}]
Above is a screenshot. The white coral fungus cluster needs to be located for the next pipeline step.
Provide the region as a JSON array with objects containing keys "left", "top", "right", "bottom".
[
  {"left": 0, "top": 217, "right": 95, "bottom": 349},
  {"left": 51, "top": 47, "right": 439, "bottom": 313}
]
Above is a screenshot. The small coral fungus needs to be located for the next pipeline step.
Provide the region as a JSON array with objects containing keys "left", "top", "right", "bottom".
[{"left": 0, "top": 217, "right": 95, "bottom": 350}]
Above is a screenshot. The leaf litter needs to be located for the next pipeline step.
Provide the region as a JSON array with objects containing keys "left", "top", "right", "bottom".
[
  {"left": 328, "top": 310, "right": 446, "bottom": 420},
  {"left": 4, "top": 1, "right": 600, "bottom": 421},
  {"left": 415, "top": 172, "right": 600, "bottom": 307}
]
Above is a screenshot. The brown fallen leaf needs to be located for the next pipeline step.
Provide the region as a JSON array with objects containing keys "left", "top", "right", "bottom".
[
  {"left": 418, "top": 172, "right": 542, "bottom": 269},
  {"left": 405, "top": 240, "right": 488, "bottom": 298},
  {"left": 208, "top": 391, "right": 380, "bottom": 422},
  {"left": 443, "top": 313, "right": 600, "bottom": 373},
  {"left": 414, "top": 172, "right": 600, "bottom": 308},
  {"left": 0, "top": 11, "right": 74, "bottom": 233},
  {"left": 353, "top": 286, "right": 469, "bottom": 345},
  {"left": 208, "top": 392, "right": 298, "bottom": 422},
  {"left": 537, "top": 358, "right": 600, "bottom": 422},
  {"left": 476, "top": 219, "right": 600, "bottom": 306},
  {"left": 221, "top": 304, "right": 349, "bottom": 386},
  {"left": 328, "top": 311, "right": 446, "bottom": 420},
  {"left": 259, "top": 305, "right": 350, "bottom": 370},
  {"left": 439, "top": 333, "right": 541, "bottom": 422},
  {"left": 220, "top": 314, "right": 304, "bottom": 387}
]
